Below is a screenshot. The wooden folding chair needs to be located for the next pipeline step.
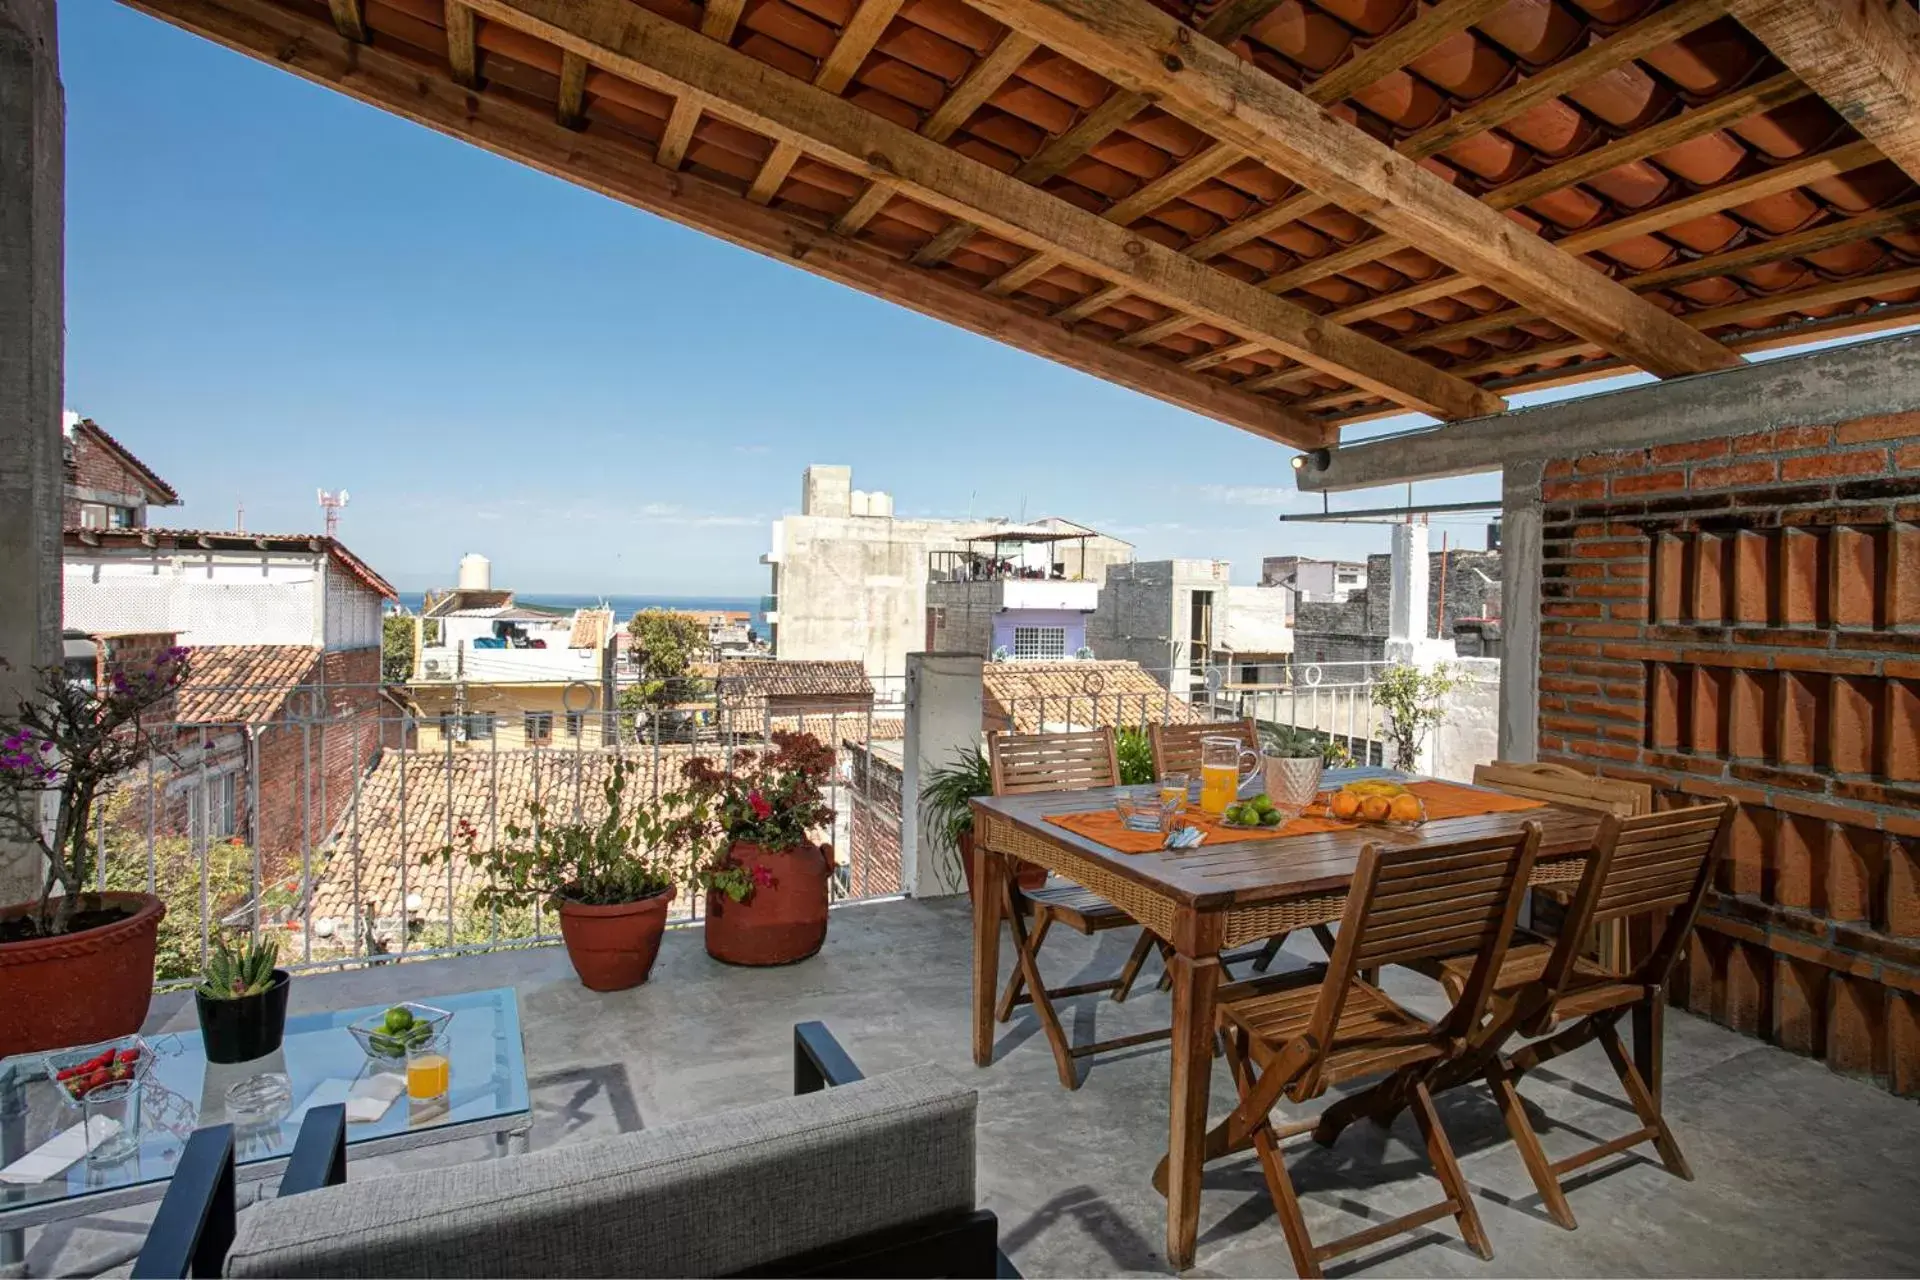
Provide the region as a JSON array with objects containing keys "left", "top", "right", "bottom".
[
  {"left": 1198, "top": 825, "right": 1543, "bottom": 1278},
  {"left": 1474, "top": 760, "right": 1654, "bottom": 968},
  {"left": 1426, "top": 799, "right": 1734, "bottom": 1230},
  {"left": 988, "top": 728, "right": 1171, "bottom": 1090}
]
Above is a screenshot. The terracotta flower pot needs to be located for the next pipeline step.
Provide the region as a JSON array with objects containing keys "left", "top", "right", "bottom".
[
  {"left": 0, "top": 892, "right": 165, "bottom": 1056},
  {"left": 704, "top": 841, "right": 830, "bottom": 967},
  {"left": 556, "top": 887, "right": 676, "bottom": 992},
  {"left": 958, "top": 830, "right": 1049, "bottom": 901}
]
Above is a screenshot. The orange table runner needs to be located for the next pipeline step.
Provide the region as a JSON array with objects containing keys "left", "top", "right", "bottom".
[
  {"left": 1045, "top": 808, "right": 1356, "bottom": 855},
  {"left": 1042, "top": 780, "right": 1545, "bottom": 855}
]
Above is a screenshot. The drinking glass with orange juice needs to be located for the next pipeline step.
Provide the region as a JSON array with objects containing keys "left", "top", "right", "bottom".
[
  {"left": 1157, "top": 772, "right": 1189, "bottom": 816},
  {"left": 1197, "top": 736, "right": 1260, "bottom": 816},
  {"left": 406, "top": 1037, "right": 450, "bottom": 1101}
]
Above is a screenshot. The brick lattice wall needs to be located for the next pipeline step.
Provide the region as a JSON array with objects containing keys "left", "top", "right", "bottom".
[{"left": 1536, "top": 413, "right": 1920, "bottom": 1096}]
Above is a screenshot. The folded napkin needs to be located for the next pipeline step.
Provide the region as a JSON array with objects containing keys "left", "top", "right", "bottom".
[
  {"left": 0, "top": 1118, "right": 122, "bottom": 1184},
  {"left": 346, "top": 1073, "right": 405, "bottom": 1123}
]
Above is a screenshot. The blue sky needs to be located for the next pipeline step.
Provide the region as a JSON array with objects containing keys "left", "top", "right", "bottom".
[{"left": 58, "top": 0, "right": 1897, "bottom": 597}]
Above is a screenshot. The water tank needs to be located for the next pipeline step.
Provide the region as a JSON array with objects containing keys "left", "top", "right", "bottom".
[
  {"left": 457, "top": 554, "right": 492, "bottom": 591},
  {"left": 869, "top": 491, "right": 894, "bottom": 518}
]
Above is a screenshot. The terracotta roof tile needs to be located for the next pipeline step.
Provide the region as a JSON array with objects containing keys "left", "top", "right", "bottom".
[
  {"left": 982, "top": 661, "right": 1208, "bottom": 733},
  {"left": 68, "top": 419, "right": 180, "bottom": 505},
  {"left": 175, "top": 646, "right": 320, "bottom": 724},
  {"left": 716, "top": 660, "right": 875, "bottom": 700}
]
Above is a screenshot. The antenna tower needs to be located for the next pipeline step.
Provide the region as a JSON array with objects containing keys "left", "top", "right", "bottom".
[{"left": 318, "top": 488, "right": 350, "bottom": 538}]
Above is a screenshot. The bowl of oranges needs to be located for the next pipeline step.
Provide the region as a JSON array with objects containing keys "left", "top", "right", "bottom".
[{"left": 1325, "top": 780, "right": 1426, "bottom": 827}]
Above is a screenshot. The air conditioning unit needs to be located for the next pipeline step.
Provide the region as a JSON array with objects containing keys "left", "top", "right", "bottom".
[{"left": 422, "top": 658, "right": 447, "bottom": 679}]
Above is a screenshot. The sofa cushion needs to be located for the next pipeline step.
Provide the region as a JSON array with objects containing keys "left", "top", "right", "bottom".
[{"left": 225, "top": 1064, "right": 975, "bottom": 1278}]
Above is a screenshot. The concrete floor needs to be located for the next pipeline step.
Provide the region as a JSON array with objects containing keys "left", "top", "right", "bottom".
[{"left": 20, "top": 895, "right": 1920, "bottom": 1277}]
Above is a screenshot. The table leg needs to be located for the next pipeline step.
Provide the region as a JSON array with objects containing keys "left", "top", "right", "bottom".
[
  {"left": 1165, "top": 952, "right": 1220, "bottom": 1271},
  {"left": 496, "top": 1126, "right": 531, "bottom": 1157},
  {"left": 971, "top": 839, "right": 1007, "bottom": 1069},
  {"left": 2, "top": 1070, "right": 25, "bottom": 1277}
]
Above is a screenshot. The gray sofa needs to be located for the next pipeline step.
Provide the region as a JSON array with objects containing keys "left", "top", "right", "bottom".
[{"left": 134, "top": 1024, "right": 1006, "bottom": 1279}]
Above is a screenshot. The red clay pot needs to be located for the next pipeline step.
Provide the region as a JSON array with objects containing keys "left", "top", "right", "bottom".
[
  {"left": 0, "top": 892, "right": 165, "bottom": 1056},
  {"left": 555, "top": 887, "right": 675, "bottom": 992},
  {"left": 958, "top": 830, "right": 1049, "bottom": 900},
  {"left": 704, "top": 841, "right": 830, "bottom": 967}
]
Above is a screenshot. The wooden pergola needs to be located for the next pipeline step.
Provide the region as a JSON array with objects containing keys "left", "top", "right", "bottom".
[{"left": 119, "top": 0, "right": 1920, "bottom": 452}]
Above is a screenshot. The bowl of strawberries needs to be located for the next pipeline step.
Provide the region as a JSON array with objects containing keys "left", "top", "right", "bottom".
[{"left": 46, "top": 1036, "right": 152, "bottom": 1105}]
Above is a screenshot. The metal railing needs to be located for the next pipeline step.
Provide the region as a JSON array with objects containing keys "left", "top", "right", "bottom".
[{"left": 81, "top": 676, "right": 907, "bottom": 991}]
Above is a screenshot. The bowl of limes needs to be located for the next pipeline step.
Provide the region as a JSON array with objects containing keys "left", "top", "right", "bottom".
[
  {"left": 347, "top": 1003, "right": 451, "bottom": 1062},
  {"left": 1220, "top": 793, "right": 1289, "bottom": 829}
]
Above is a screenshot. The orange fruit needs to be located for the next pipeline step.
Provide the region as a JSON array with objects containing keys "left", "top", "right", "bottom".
[
  {"left": 1360, "top": 795, "right": 1392, "bottom": 822},
  {"left": 1329, "top": 791, "right": 1360, "bottom": 820},
  {"left": 1389, "top": 794, "right": 1423, "bottom": 823}
]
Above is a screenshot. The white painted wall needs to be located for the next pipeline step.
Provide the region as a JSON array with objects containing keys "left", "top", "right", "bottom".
[{"left": 64, "top": 548, "right": 379, "bottom": 648}]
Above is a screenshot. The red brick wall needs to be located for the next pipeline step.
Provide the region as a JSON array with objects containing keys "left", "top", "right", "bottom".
[
  {"left": 252, "top": 648, "right": 385, "bottom": 876},
  {"left": 1537, "top": 412, "right": 1920, "bottom": 1096},
  {"left": 65, "top": 430, "right": 156, "bottom": 525}
]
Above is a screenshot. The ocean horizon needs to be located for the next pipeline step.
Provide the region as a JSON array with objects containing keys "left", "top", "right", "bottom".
[{"left": 393, "top": 592, "right": 767, "bottom": 631}]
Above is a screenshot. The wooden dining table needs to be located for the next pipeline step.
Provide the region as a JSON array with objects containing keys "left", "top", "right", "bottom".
[{"left": 968, "top": 771, "right": 1633, "bottom": 1270}]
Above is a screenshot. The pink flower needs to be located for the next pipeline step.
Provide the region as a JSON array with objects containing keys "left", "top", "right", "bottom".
[
  {"left": 747, "top": 790, "right": 772, "bottom": 820},
  {"left": 751, "top": 865, "right": 774, "bottom": 888}
]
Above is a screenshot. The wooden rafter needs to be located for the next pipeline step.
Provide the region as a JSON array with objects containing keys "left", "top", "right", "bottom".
[
  {"left": 1726, "top": 0, "right": 1920, "bottom": 186},
  {"left": 464, "top": 0, "right": 1501, "bottom": 420},
  {"left": 326, "top": 0, "right": 364, "bottom": 42},
  {"left": 556, "top": 50, "right": 587, "bottom": 128},
  {"left": 657, "top": 0, "right": 750, "bottom": 175},
  {"left": 121, "top": 0, "right": 1334, "bottom": 448},
  {"left": 983, "top": 0, "right": 1502, "bottom": 294},
  {"left": 920, "top": 0, "right": 1286, "bottom": 270},
  {"left": 746, "top": 0, "right": 907, "bottom": 206},
  {"left": 445, "top": 0, "right": 478, "bottom": 89}
]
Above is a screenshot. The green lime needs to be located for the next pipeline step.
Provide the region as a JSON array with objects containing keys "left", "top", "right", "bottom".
[
  {"left": 405, "top": 1023, "right": 432, "bottom": 1045},
  {"left": 369, "top": 1032, "right": 403, "bottom": 1057},
  {"left": 1261, "top": 810, "right": 1284, "bottom": 827},
  {"left": 1253, "top": 795, "right": 1275, "bottom": 813},
  {"left": 383, "top": 1007, "right": 414, "bottom": 1033}
]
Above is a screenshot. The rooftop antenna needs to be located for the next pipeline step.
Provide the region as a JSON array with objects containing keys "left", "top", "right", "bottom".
[
  {"left": 318, "top": 488, "right": 350, "bottom": 538},
  {"left": 235, "top": 500, "right": 245, "bottom": 533}
]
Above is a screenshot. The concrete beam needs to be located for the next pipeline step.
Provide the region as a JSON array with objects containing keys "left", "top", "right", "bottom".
[
  {"left": 0, "top": 0, "right": 62, "bottom": 910},
  {"left": 1298, "top": 331, "right": 1920, "bottom": 492}
]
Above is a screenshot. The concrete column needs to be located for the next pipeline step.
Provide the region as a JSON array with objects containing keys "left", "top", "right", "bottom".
[
  {"left": 0, "top": 0, "right": 63, "bottom": 908},
  {"left": 1497, "top": 461, "right": 1544, "bottom": 763},
  {"left": 1386, "top": 522, "right": 1430, "bottom": 653},
  {"left": 900, "top": 652, "right": 982, "bottom": 899}
]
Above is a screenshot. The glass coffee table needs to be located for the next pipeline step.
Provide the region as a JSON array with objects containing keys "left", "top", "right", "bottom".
[{"left": 0, "top": 986, "right": 529, "bottom": 1268}]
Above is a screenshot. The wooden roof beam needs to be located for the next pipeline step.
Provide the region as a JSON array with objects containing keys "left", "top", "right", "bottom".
[
  {"left": 747, "top": 0, "right": 907, "bottom": 205},
  {"left": 969, "top": 0, "right": 1742, "bottom": 381},
  {"left": 445, "top": 0, "right": 478, "bottom": 88},
  {"left": 1725, "top": 0, "right": 1920, "bottom": 187},
  {"left": 466, "top": 0, "right": 1500, "bottom": 420},
  {"left": 327, "top": 0, "right": 365, "bottom": 42},
  {"left": 556, "top": 50, "right": 587, "bottom": 127},
  {"left": 119, "top": 0, "right": 1333, "bottom": 449}
]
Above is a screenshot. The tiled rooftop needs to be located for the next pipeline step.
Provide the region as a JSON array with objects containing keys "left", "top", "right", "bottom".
[
  {"left": 33, "top": 896, "right": 1916, "bottom": 1278},
  {"left": 173, "top": 645, "right": 321, "bottom": 725},
  {"left": 982, "top": 660, "right": 1211, "bottom": 732}
]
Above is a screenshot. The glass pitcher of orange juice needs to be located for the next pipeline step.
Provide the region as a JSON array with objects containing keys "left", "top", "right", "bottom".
[{"left": 1198, "top": 736, "right": 1260, "bottom": 816}]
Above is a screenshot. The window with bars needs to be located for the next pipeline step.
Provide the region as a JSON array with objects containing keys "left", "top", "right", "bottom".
[
  {"left": 1011, "top": 626, "right": 1067, "bottom": 660},
  {"left": 565, "top": 711, "right": 585, "bottom": 739},
  {"left": 525, "top": 711, "right": 554, "bottom": 744}
]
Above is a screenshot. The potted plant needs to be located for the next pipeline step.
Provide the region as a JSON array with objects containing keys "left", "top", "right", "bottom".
[
  {"left": 432, "top": 761, "right": 683, "bottom": 991},
  {"left": 194, "top": 931, "right": 289, "bottom": 1063},
  {"left": 0, "top": 648, "right": 188, "bottom": 1055},
  {"left": 919, "top": 746, "right": 1046, "bottom": 899},
  {"left": 672, "top": 732, "right": 836, "bottom": 966}
]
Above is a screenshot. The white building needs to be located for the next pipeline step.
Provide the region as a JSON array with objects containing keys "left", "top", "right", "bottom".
[
  {"left": 63, "top": 528, "right": 393, "bottom": 650},
  {"left": 763, "top": 465, "right": 1130, "bottom": 682}
]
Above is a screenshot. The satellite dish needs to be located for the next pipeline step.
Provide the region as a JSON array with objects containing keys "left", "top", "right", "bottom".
[
  {"left": 339, "top": 490, "right": 351, "bottom": 506},
  {"left": 1205, "top": 667, "right": 1225, "bottom": 692}
]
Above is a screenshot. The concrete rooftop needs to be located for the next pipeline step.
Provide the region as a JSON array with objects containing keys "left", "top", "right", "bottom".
[{"left": 27, "top": 896, "right": 1920, "bottom": 1277}]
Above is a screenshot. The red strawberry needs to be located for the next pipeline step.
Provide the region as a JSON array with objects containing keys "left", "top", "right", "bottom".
[
  {"left": 84, "top": 1069, "right": 109, "bottom": 1092},
  {"left": 55, "top": 1066, "right": 78, "bottom": 1081},
  {"left": 109, "top": 1063, "right": 131, "bottom": 1080},
  {"left": 115, "top": 1049, "right": 139, "bottom": 1065}
]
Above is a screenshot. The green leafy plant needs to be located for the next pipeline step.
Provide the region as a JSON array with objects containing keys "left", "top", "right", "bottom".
[
  {"left": 197, "top": 930, "right": 280, "bottom": 1000},
  {"left": 1116, "top": 727, "right": 1155, "bottom": 785},
  {"left": 1372, "top": 662, "right": 1461, "bottom": 772},
  {"left": 429, "top": 760, "right": 685, "bottom": 912},
  {"left": 1260, "top": 724, "right": 1357, "bottom": 770},
  {"left": 382, "top": 613, "right": 418, "bottom": 683},
  {"left": 920, "top": 745, "right": 991, "bottom": 892},
  {"left": 667, "top": 733, "right": 835, "bottom": 902}
]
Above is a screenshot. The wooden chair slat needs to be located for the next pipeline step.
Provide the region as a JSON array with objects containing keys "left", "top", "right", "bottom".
[
  {"left": 1148, "top": 719, "right": 1258, "bottom": 780},
  {"left": 1472, "top": 761, "right": 1653, "bottom": 817}
]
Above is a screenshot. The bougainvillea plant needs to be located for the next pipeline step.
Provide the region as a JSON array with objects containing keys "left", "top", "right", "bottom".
[
  {"left": 0, "top": 648, "right": 191, "bottom": 936},
  {"left": 669, "top": 732, "right": 835, "bottom": 903}
]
